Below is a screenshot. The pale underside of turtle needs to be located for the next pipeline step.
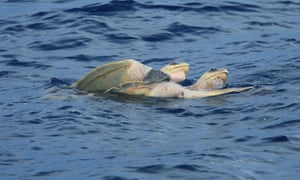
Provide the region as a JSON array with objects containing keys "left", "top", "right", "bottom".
[
  {"left": 73, "top": 59, "right": 254, "bottom": 99},
  {"left": 106, "top": 81, "right": 253, "bottom": 98}
]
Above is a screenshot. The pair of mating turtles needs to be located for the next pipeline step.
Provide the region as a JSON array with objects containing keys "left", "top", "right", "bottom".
[{"left": 73, "top": 59, "right": 253, "bottom": 98}]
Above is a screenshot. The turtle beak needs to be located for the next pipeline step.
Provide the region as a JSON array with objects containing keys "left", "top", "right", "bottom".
[{"left": 210, "top": 68, "right": 228, "bottom": 79}]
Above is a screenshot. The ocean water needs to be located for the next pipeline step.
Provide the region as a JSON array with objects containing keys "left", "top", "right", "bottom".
[{"left": 1, "top": 0, "right": 300, "bottom": 179}]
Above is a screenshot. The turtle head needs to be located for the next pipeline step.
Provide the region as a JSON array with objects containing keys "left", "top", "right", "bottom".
[
  {"left": 190, "top": 68, "right": 228, "bottom": 90},
  {"left": 160, "top": 62, "right": 190, "bottom": 83}
]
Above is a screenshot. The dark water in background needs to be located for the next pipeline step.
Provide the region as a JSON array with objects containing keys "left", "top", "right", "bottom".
[{"left": 1, "top": 0, "right": 300, "bottom": 179}]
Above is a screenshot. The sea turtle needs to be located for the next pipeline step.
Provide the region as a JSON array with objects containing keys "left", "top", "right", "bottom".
[
  {"left": 73, "top": 59, "right": 189, "bottom": 92},
  {"left": 74, "top": 59, "right": 254, "bottom": 98},
  {"left": 105, "top": 68, "right": 253, "bottom": 98}
]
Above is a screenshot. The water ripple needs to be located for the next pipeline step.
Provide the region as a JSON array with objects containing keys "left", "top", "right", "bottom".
[
  {"left": 141, "top": 32, "right": 173, "bottom": 42},
  {"left": 26, "top": 22, "right": 57, "bottom": 30},
  {"left": 130, "top": 164, "right": 165, "bottom": 174},
  {"left": 105, "top": 33, "right": 139, "bottom": 43},
  {"left": 3, "top": 24, "right": 26, "bottom": 34},
  {"left": 0, "top": 71, "right": 15, "bottom": 77},
  {"left": 32, "top": 170, "right": 64, "bottom": 177},
  {"left": 66, "top": 0, "right": 138, "bottom": 16},
  {"left": 65, "top": 1, "right": 262, "bottom": 17},
  {"left": 155, "top": 107, "right": 186, "bottom": 114},
  {"left": 28, "top": 37, "right": 92, "bottom": 51},
  {"left": 6, "top": 59, "right": 51, "bottom": 69},
  {"left": 102, "top": 176, "right": 129, "bottom": 180},
  {"left": 261, "top": 135, "right": 290, "bottom": 143},
  {"left": 245, "top": 21, "right": 291, "bottom": 28},
  {"left": 142, "top": 1, "right": 260, "bottom": 13},
  {"left": 166, "top": 22, "right": 227, "bottom": 36},
  {"left": 262, "top": 119, "right": 300, "bottom": 130},
  {"left": 66, "top": 54, "right": 116, "bottom": 62},
  {"left": 128, "top": 163, "right": 219, "bottom": 175}
]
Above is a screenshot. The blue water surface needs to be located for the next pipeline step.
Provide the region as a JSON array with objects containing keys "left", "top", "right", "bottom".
[{"left": 1, "top": 0, "right": 300, "bottom": 179}]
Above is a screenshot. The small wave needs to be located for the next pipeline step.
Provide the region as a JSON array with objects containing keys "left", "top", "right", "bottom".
[
  {"left": 281, "top": 38, "right": 300, "bottom": 45},
  {"left": 166, "top": 22, "right": 227, "bottom": 36},
  {"left": 30, "top": 11, "right": 51, "bottom": 18},
  {"left": 261, "top": 135, "right": 290, "bottom": 143},
  {"left": 5, "top": 0, "right": 43, "bottom": 2},
  {"left": 66, "top": 0, "right": 138, "bottom": 16},
  {"left": 234, "top": 136, "right": 256, "bottom": 142},
  {"left": 0, "top": 19, "right": 14, "bottom": 25},
  {"left": 130, "top": 164, "right": 165, "bottom": 174},
  {"left": 0, "top": 20, "right": 18, "bottom": 32},
  {"left": 0, "top": 48, "right": 7, "bottom": 53},
  {"left": 65, "top": 1, "right": 261, "bottom": 17},
  {"left": 262, "top": 119, "right": 300, "bottom": 129},
  {"left": 6, "top": 59, "right": 51, "bottom": 69},
  {"left": 275, "top": 0, "right": 300, "bottom": 5},
  {"left": 155, "top": 107, "right": 186, "bottom": 114},
  {"left": 19, "top": 119, "right": 44, "bottom": 125},
  {"left": 128, "top": 163, "right": 213, "bottom": 174},
  {"left": 32, "top": 170, "right": 64, "bottom": 177},
  {"left": 3, "top": 24, "right": 26, "bottom": 35},
  {"left": 142, "top": 2, "right": 260, "bottom": 13},
  {"left": 245, "top": 21, "right": 291, "bottom": 28},
  {"left": 105, "top": 33, "right": 139, "bottom": 43},
  {"left": 31, "top": 11, "right": 63, "bottom": 22},
  {"left": 141, "top": 3, "right": 191, "bottom": 12},
  {"left": 102, "top": 176, "right": 128, "bottom": 180},
  {"left": 154, "top": 106, "right": 228, "bottom": 119},
  {"left": 141, "top": 32, "right": 173, "bottom": 42},
  {"left": 269, "top": 102, "right": 299, "bottom": 111},
  {"left": 0, "top": 71, "right": 15, "bottom": 77},
  {"left": 195, "top": 153, "right": 233, "bottom": 160},
  {"left": 69, "top": 19, "right": 112, "bottom": 34},
  {"left": 66, "top": 54, "right": 116, "bottom": 62},
  {"left": 142, "top": 58, "right": 174, "bottom": 65},
  {"left": 25, "top": 11, "right": 64, "bottom": 31},
  {"left": 174, "top": 164, "right": 207, "bottom": 172},
  {"left": 217, "top": 2, "right": 260, "bottom": 13},
  {"left": 47, "top": 78, "right": 70, "bottom": 87},
  {"left": 31, "top": 146, "right": 43, "bottom": 151},
  {"left": 243, "top": 72, "right": 282, "bottom": 86},
  {"left": 26, "top": 22, "right": 57, "bottom": 30},
  {"left": 28, "top": 37, "right": 92, "bottom": 51}
]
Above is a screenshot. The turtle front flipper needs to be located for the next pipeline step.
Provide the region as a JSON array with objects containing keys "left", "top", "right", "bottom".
[{"left": 184, "top": 86, "right": 254, "bottom": 98}]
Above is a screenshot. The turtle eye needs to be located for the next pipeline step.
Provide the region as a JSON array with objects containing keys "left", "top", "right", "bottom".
[{"left": 209, "top": 68, "right": 218, "bottom": 72}]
